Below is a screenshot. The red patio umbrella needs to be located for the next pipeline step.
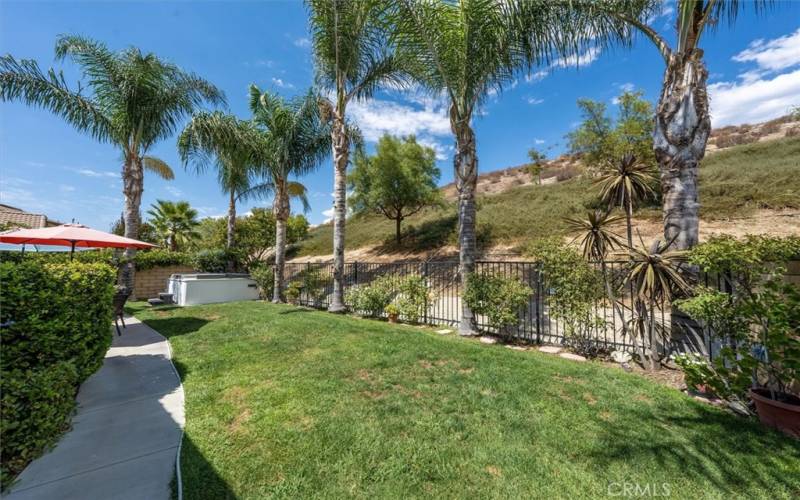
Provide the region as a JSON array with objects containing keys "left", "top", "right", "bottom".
[{"left": 0, "top": 223, "right": 156, "bottom": 259}]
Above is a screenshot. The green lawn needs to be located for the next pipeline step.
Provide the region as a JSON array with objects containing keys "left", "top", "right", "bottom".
[
  {"left": 130, "top": 301, "right": 800, "bottom": 499},
  {"left": 295, "top": 137, "right": 800, "bottom": 256}
]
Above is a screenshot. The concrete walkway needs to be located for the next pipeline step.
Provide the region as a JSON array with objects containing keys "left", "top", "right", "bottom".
[{"left": 5, "top": 317, "right": 184, "bottom": 500}]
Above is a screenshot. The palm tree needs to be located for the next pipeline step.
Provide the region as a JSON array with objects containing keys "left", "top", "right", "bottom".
[
  {"left": 249, "top": 86, "right": 330, "bottom": 303},
  {"left": 178, "top": 112, "right": 263, "bottom": 249},
  {"left": 596, "top": 1, "right": 772, "bottom": 249},
  {"left": 307, "top": 0, "right": 410, "bottom": 312},
  {"left": 390, "top": 0, "right": 648, "bottom": 334},
  {"left": 147, "top": 200, "right": 201, "bottom": 251},
  {"left": 596, "top": 153, "right": 657, "bottom": 248},
  {"left": 0, "top": 35, "right": 224, "bottom": 287}
]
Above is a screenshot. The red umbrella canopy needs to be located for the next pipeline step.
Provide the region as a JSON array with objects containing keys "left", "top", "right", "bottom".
[{"left": 0, "top": 223, "right": 156, "bottom": 249}]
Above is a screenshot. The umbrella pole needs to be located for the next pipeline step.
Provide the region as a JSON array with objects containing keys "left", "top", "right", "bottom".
[
  {"left": 21, "top": 244, "right": 25, "bottom": 256},
  {"left": 70, "top": 242, "right": 76, "bottom": 261}
]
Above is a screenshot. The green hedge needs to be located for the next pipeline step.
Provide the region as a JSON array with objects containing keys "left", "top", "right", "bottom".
[
  {"left": 0, "top": 260, "right": 115, "bottom": 488},
  {"left": 0, "top": 249, "right": 191, "bottom": 271}
]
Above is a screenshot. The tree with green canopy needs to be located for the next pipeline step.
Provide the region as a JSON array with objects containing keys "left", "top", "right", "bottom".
[
  {"left": 349, "top": 134, "right": 441, "bottom": 244},
  {"left": 178, "top": 112, "right": 263, "bottom": 250},
  {"left": 0, "top": 35, "right": 224, "bottom": 287},
  {"left": 307, "top": 0, "right": 411, "bottom": 312},
  {"left": 567, "top": 89, "right": 655, "bottom": 170},
  {"left": 249, "top": 86, "right": 330, "bottom": 303},
  {"left": 146, "top": 200, "right": 201, "bottom": 252},
  {"left": 526, "top": 147, "right": 547, "bottom": 185},
  {"left": 389, "top": 0, "right": 650, "bottom": 334}
]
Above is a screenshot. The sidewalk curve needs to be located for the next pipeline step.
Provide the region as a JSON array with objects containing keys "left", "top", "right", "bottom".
[{"left": 5, "top": 316, "right": 184, "bottom": 500}]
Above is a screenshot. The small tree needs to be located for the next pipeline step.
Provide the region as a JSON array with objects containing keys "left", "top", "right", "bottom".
[
  {"left": 596, "top": 153, "right": 657, "bottom": 248},
  {"left": 349, "top": 134, "right": 441, "bottom": 245},
  {"left": 567, "top": 90, "right": 655, "bottom": 172},
  {"left": 146, "top": 200, "right": 200, "bottom": 252},
  {"left": 526, "top": 147, "right": 547, "bottom": 185}
]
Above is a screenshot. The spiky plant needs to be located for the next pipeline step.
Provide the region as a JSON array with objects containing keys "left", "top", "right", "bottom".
[
  {"left": 627, "top": 238, "right": 690, "bottom": 369},
  {"left": 596, "top": 153, "right": 657, "bottom": 248},
  {"left": 249, "top": 87, "right": 331, "bottom": 303},
  {"left": 307, "top": 0, "right": 410, "bottom": 312},
  {"left": 179, "top": 112, "right": 264, "bottom": 250},
  {"left": 0, "top": 35, "right": 224, "bottom": 286},
  {"left": 390, "top": 0, "right": 651, "bottom": 334}
]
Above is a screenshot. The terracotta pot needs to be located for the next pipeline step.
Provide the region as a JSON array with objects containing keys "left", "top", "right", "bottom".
[
  {"left": 750, "top": 389, "right": 800, "bottom": 438},
  {"left": 387, "top": 313, "right": 399, "bottom": 324}
]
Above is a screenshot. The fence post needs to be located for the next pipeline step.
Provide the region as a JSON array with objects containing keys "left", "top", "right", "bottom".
[
  {"left": 423, "top": 261, "right": 429, "bottom": 325},
  {"left": 353, "top": 261, "right": 358, "bottom": 286},
  {"left": 535, "top": 263, "right": 542, "bottom": 344}
]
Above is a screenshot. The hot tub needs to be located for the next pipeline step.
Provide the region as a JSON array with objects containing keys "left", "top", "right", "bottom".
[{"left": 167, "top": 273, "right": 260, "bottom": 306}]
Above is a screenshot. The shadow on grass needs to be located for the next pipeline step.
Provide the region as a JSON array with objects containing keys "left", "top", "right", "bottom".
[
  {"left": 139, "top": 317, "right": 210, "bottom": 339},
  {"left": 179, "top": 433, "right": 237, "bottom": 500},
  {"left": 374, "top": 214, "right": 495, "bottom": 255},
  {"left": 587, "top": 402, "right": 800, "bottom": 495},
  {"left": 279, "top": 308, "right": 315, "bottom": 315}
]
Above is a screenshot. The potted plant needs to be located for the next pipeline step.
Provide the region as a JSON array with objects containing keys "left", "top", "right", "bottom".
[
  {"left": 676, "top": 235, "right": 800, "bottom": 436},
  {"left": 385, "top": 303, "right": 400, "bottom": 323}
]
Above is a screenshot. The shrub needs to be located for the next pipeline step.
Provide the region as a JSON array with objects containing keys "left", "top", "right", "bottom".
[
  {"left": 394, "top": 275, "right": 431, "bottom": 323},
  {"left": 463, "top": 273, "right": 532, "bottom": 337},
  {"left": 528, "top": 239, "right": 605, "bottom": 355},
  {"left": 0, "top": 260, "right": 115, "bottom": 486},
  {"left": 297, "top": 268, "right": 328, "bottom": 305},
  {"left": 250, "top": 266, "right": 274, "bottom": 301},
  {"left": 346, "top": 276, "right": 396, "bottom": 317},
  {"left": 191, "top": 248, "right": 230, "bottom": 273}
]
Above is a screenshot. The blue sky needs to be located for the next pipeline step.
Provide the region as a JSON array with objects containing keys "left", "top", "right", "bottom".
[{"left": 1, "top": 1, "right": 799, "bottom": 231}]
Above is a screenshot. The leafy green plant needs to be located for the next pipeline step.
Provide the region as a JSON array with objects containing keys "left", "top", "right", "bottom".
[
  {"left": 394, "top": 275, "right": 431, "bottom": 324},
  {"left": 384, "top": 303, "right": 400, "bottom": 318},
  {"left": 676, "top": 235, "right": 800, "bottom": 406},
  {"left": 133, "top": 249, "right": 192, "bottom": 271},
  {"left": 528, "top": 239, "right": 606, "bottom": 355},
  {"left": 297, "top": 268, "right": 328, "bottom": 306},
  {"left": 463, "top": 273, "right": 532, "bottom": 339},
  {"left": 0, "top": 260, "right": 115, "bottom": 486},
  {"left": 249, "top": 266, "right": 274, "bottom": 301},
  {"left": 191, "top": 249, "right": 231, "bottom": 273},
  {"left": 285, "top": 281, "right": 303, "bottom": 303},
  {"left": 346, "top": 276, "right": 397, "bottom": 318}
]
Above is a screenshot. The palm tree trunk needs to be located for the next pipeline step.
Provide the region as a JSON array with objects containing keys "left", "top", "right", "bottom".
[
  {"left": 226, "top": 190, "right": 236, "bottom": 249},
  {"left": 452, "top": 110, "right": 478, "bottom": 336},
  {"left": 272, "top": 183, "right": 289, "bottom": 304},
  {"left": 655, "top": 51, "right": 710, "bottom": 251},
  {"left": 328, "top": 112, "right": 349, "bottom": 313},
  {"left": 121, "top": 155, "right": 143, "bottom": 291}
]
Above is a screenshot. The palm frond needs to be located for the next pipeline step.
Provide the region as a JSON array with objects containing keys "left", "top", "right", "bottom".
[
  {"left": 565, "top": 210, "right": 625, "bottom": 261},
  {"left": 143, "top": 156, "right": 175, "bottom": 180},
  {"left": 287, "top": 181, "right": 312, "bottom": 214}
]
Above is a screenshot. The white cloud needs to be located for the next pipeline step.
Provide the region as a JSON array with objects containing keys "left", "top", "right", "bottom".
[
  {"left": 525, "top": 96, "right": 544, "bottom": 105},
  {"left": 165, "top": 185, "right": 183, "bottom": 197},
  {"left": 709, "top": 69, "right": 800, "bottom": 127},
  {"left": 416, "top": 136, "right": 452, "bottom": 161},
  {"left": 733, "top": 28, "right": 800, "bottom": 73},
  {"left": 245, "top": 59, "right": 275, "bottom": 68},
  {"left": 76, "top": 168, "right": 118, "bottom": 178},
  {"left": 709, "top": 29, "right": 800, "bottom": 127},
  {"left": 348, "top": 98, "right": 451, "bottom": 142},
  {"left": 619, "top": 82, "right": 635, "bottom": 92},
  {"left": 293, "top": 37, "right": 311, "bottom": 48},
  {"left": 271, "top": 77, "right": 295, "bottom": 89},
  {"left": 525, "top": 47, "right": 602, "bottom": 84},
  {"left": 534, "top": 138, "right": 545, "bottom": 145},
  {"left": 552, "top": 47, "right": 601, "bottom": 69}
]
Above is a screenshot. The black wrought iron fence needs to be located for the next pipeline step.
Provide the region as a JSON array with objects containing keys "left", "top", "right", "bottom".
[{"left": 276, "top": 260, "right": 730, "bottom": 359}]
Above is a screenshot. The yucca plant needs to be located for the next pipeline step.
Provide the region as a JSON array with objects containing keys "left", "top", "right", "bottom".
[
  {"left": 627, "top": 238, "right": 690, "bottom": 369},
  {"left": 596, "top": 153, "right": 657, "bottom": 248},
  {"left": 0, "top": 35, "right": 224, "bottom": 287}
]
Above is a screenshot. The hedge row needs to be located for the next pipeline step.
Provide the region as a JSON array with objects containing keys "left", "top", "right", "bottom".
[
  {"left": 0, "top": 249, "right": 191, "bottom": 271},
  {"left": 0, "top": 260, "right": 116, "bottom": 488}
]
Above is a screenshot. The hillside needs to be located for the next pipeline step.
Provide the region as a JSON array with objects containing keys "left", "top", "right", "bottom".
[{"left": 293, "top": 135, "right": 800, "bottom": 262}]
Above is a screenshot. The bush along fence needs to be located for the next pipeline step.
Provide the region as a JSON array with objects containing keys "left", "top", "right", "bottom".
[
  {"left": 274, "top": 259, "right": 737, "bottom": 361},
  {"left": 0, "top": 260, "right": 116, "bottom": 488}
]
